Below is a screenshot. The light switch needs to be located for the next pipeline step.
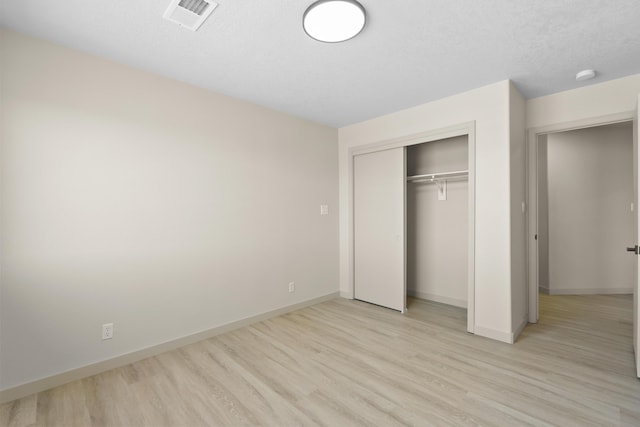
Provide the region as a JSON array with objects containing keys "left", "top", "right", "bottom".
[{"left": 320, "top": 204, "right": 329, "bottom": 215}]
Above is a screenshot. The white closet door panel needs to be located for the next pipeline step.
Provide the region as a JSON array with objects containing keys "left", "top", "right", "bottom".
[{"left": 354, "top": 147, "right": 405, "bottom": 312}]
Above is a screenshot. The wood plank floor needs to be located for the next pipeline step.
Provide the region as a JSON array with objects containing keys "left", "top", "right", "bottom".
[{"left": 2, "top": 294, "right": 639, "bottom": 426}]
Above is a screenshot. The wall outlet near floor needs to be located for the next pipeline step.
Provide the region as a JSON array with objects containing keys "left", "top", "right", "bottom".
[
  {"left": 102, "top": 323, "right": 114, "bottom": 340},
  {"left": 288, "top": 282, "right": 295, "bottom": 293}
]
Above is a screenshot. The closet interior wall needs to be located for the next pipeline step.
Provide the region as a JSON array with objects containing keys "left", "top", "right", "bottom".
[{"left": 406, "top": 135, "right": 468, "bottom": 308}]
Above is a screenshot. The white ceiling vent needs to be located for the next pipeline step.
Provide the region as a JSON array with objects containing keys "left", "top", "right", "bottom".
[{"left": 163, "top": 0, "right": 218, "bottom": 31}]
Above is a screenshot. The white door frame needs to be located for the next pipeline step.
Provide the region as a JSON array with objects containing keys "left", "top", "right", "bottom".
[
  {"left": 348, "top": 121, "right": 476, "bottom": 333},
  {"left": 526, "top": 112, "right": 634, "bottom": 323}
]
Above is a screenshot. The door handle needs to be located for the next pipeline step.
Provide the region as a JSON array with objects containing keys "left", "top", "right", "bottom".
[{"left": 627, "top": 245, "right": 639, "bottom": 254}]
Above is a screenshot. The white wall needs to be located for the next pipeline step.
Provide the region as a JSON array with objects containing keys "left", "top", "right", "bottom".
[
  {"left": 406, "top": 136, "right": 468, "bottom": 307},
  {"left": 339, "top": 80, "right": 525, "bottom": 343},
  {"left": 509, "top": 83, "right": 527, "bottom": 335},
  {"left": 527, "top": 74, "right": 640, "bottom": 129},
  {"left": 0, "top": 30, "right": 339, "bottom": 391},
  {"left": 544, "top": 123, "right": 634, "bottom": 294}
]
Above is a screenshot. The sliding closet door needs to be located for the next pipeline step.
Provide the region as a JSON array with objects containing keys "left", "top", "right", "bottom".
[{"left": 353, "top": 147, "right": 406, "bottom": 312}]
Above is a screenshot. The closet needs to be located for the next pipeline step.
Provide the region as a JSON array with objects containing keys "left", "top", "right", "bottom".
[
  {"left": 406, "top": 136, "right": 469, "bottom": 309},
  {"left": 353, "top": 133, "right": 472, "bottom": 325}
]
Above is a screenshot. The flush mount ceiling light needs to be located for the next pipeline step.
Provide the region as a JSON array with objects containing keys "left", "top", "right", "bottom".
[
  {"left": 576, "top": 69, "right": 596, "bottom": 81},
  {"left": 303, "top": 0, "right": 366, "bottom": 43}
]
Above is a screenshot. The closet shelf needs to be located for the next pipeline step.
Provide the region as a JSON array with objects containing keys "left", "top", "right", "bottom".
[{"left": 407, "top": 169, "right": 468, "bottom": 183}]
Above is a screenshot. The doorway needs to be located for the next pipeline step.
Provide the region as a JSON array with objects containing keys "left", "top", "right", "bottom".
[
  {"left": 537, "top": 122, "right": 634, "bottom": 296},
  {"left": 526, "top": 106, "right": 640, "bottom": 378},
  {"left": 527, "top": 113, "right": 635, "bottom": 322}
]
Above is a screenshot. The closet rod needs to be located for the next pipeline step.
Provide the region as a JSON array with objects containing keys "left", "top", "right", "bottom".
[{"left": 407, "top": 169, "right": 468, "bottom": 182}]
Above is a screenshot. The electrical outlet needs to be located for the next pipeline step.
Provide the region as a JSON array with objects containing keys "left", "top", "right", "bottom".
[
  {"left": 102, "top": 323, "right": 114, "bottom": 340},
  {"left": 288, "top": 282, "right": 295, "bottom": 293}
]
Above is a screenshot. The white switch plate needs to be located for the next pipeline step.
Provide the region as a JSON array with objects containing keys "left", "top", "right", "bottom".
[
  {"left": 320, "top": 204, "right": 329, "bottom": 215},
  {"left": 288, "top": 282, "right": 295, "bottom": 293}
]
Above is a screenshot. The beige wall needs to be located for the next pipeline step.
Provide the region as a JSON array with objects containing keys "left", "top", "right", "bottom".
[
  {"left": 339, "top": 80, "right": 526, "bottom": 343},
  {"left": 543, "top": 123, "right": 634, "bottom": 294},
  {"left": 0, "top": 30, "right": 339, "bottom": 390},
  {"left": 406, "top": 136, "right": 468, "bottom": 307},
  {"left": 527, "top": 74, "right": 640, "bottom": 129}
]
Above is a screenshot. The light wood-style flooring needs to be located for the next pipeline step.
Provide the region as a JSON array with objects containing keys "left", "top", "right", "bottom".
[{"left": 2, "top": 294, "right": 639, "bottom": 426}]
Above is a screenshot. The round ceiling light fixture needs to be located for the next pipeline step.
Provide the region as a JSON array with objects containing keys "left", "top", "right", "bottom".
[
  {"left": 576, "top": 69, "right": 596, "bottom": 82},
  {"left": 303, "top": 0, "right": 366, "bottom": 43}
]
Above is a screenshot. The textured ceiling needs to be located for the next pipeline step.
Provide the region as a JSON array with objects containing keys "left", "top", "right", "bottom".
[{"left": 1, "top": 0, "right": 640, "bottom": 127}]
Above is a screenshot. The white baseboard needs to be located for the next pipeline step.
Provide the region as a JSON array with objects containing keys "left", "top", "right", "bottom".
[
  {"left": 539, "top": 285, "right": 550, "bottom": 295},
  {"left": 473, "top": 325, "right": 513, "bottom": 344},
  {"left": 407, "top": 289, "right": 466, "bottom": 308},
  {"left": 0, "top": 292, "right": 339, "bottom": 405},
  {"left": 547, "top": 287, "right": 632, "bottom": 295}
]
